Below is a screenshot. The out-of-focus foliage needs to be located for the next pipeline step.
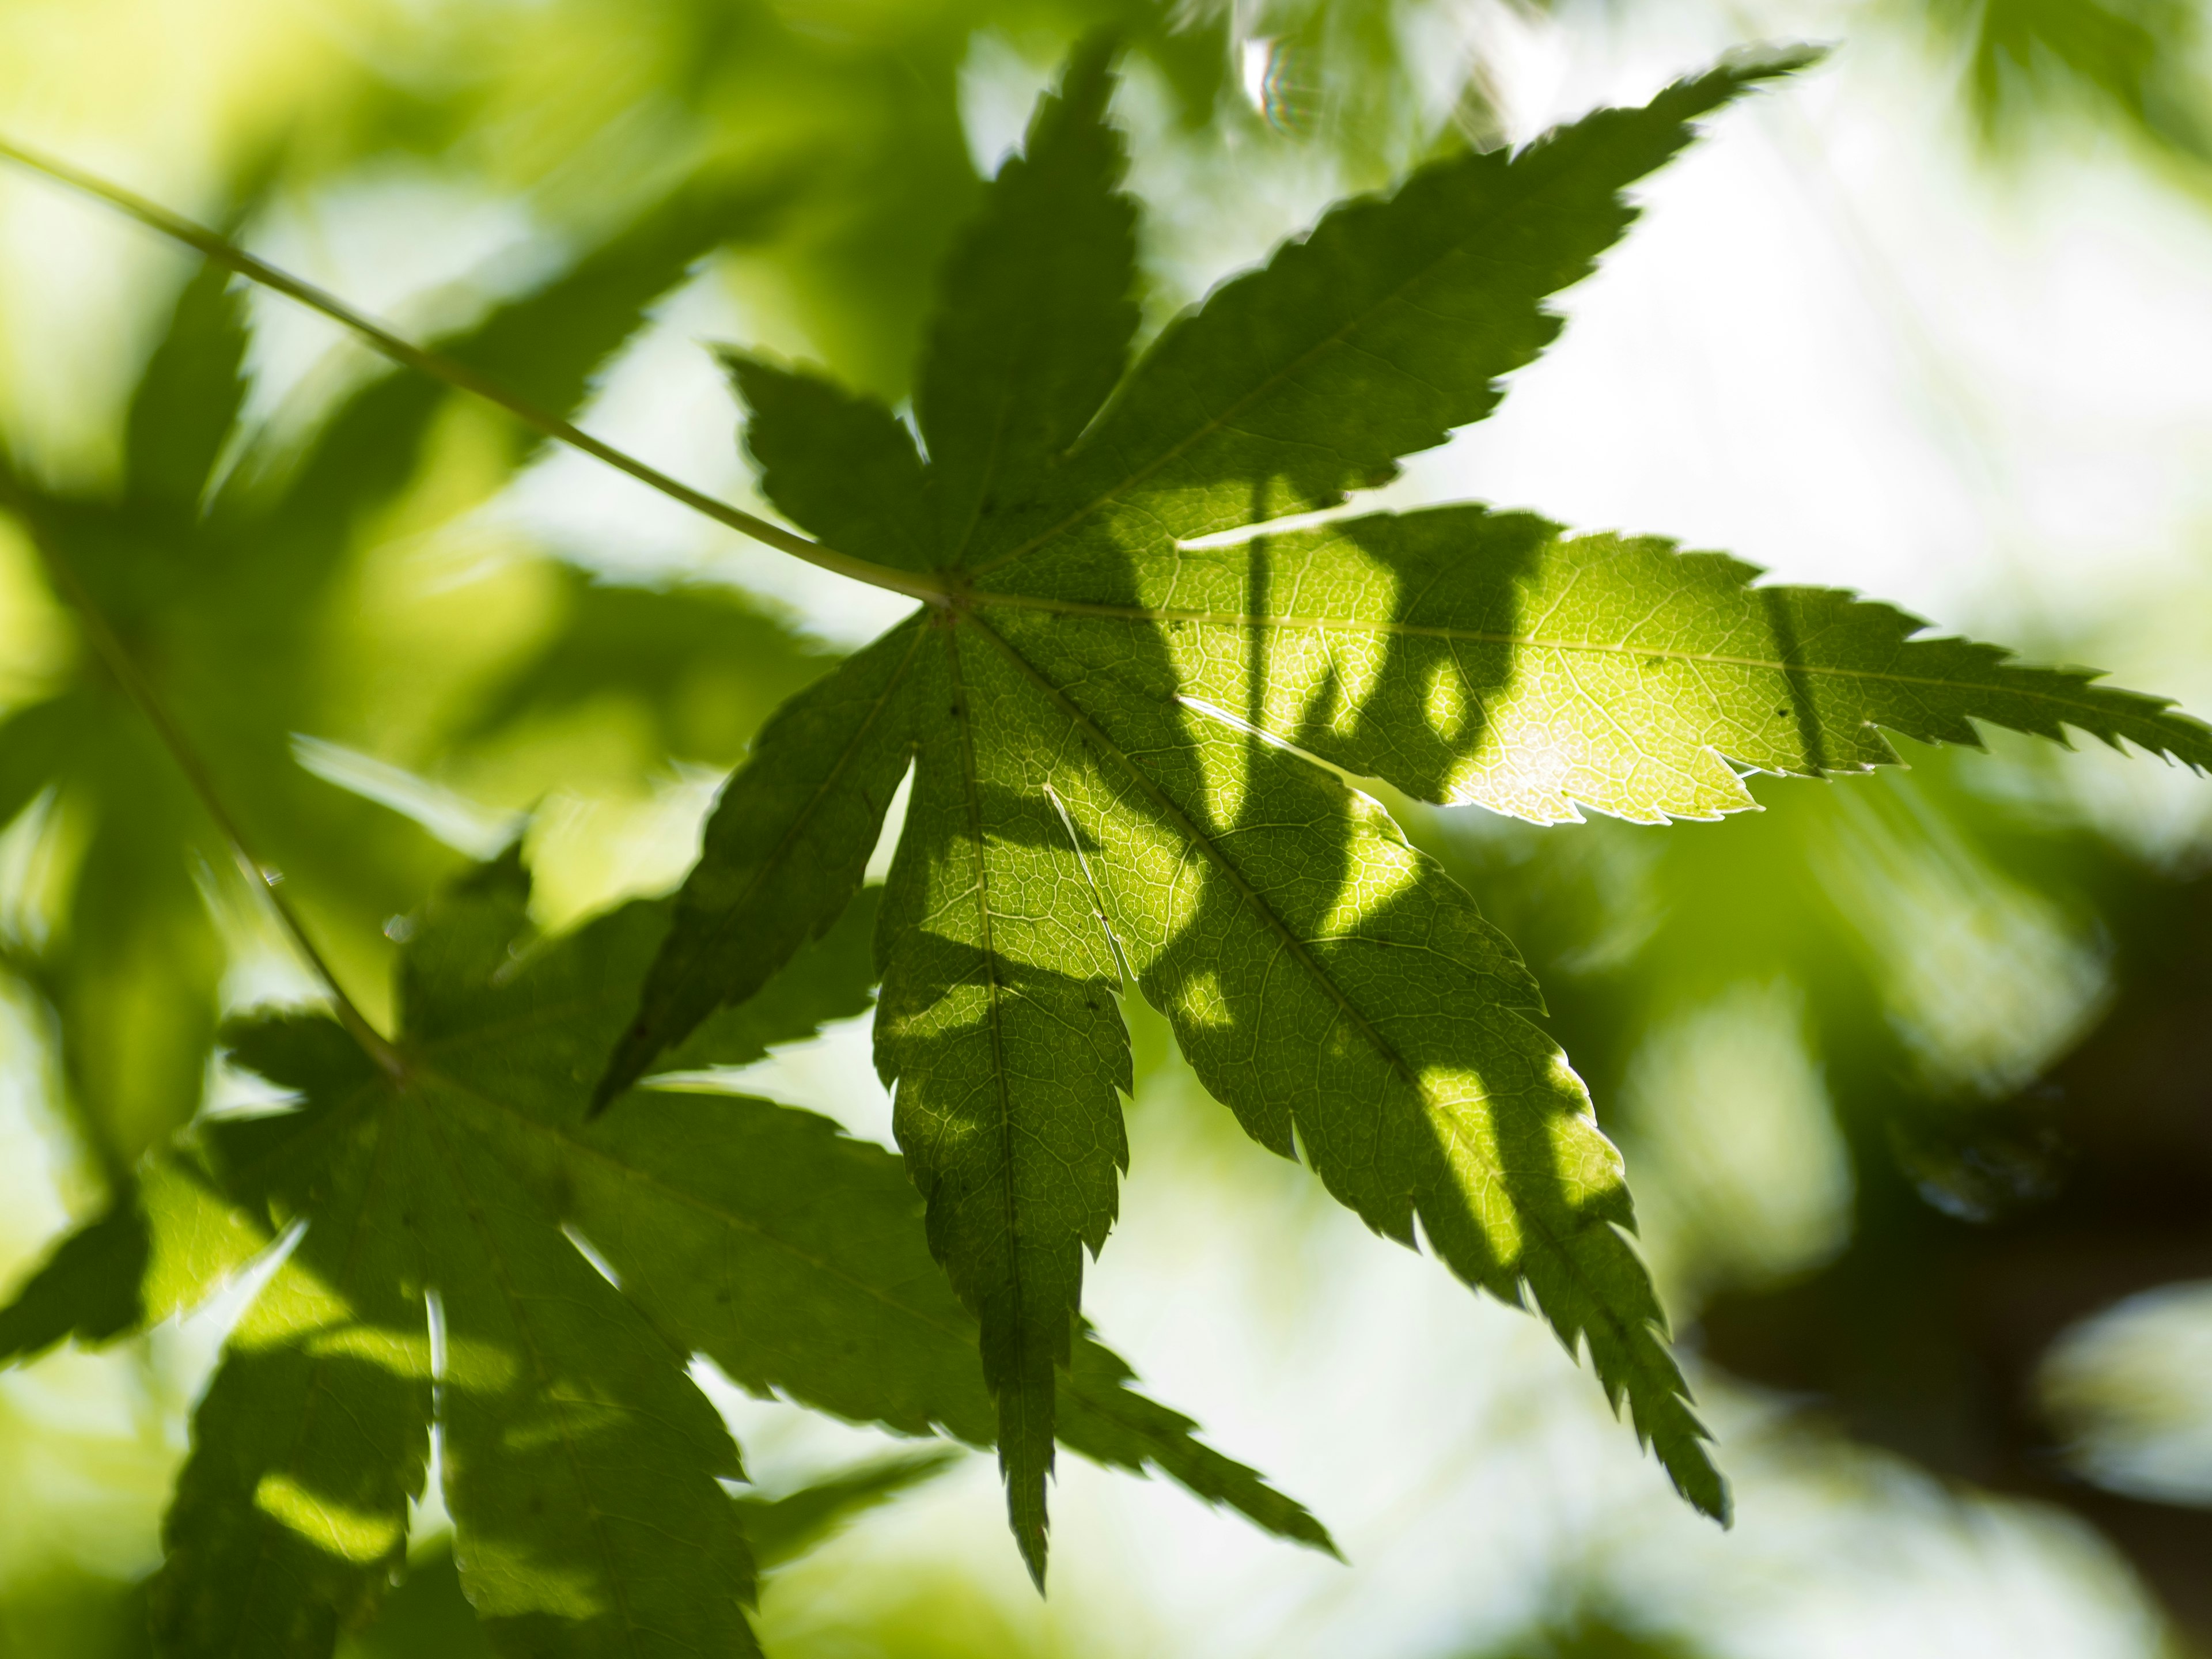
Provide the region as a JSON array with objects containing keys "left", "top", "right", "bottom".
[
  {"left": 1923, "top": 0, "right": 2211, "bottom": 163},
  {"left": 6, "top": 846, "right": 1324, "bottom": 1653},
  {"left": 0, "top": 163, "right": 817, "bottom": 1172},
  {"left": 1466, "top": 1608, "right": 1711, "bottom": 1659},
  {"left": 1406, "top": 739, "right": 2212, "bottom": 1631}
]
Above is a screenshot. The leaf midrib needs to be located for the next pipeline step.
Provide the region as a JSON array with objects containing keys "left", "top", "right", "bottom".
[
  {"left": 937, "top": 622, "right": 1047, "bottom": 1503},
  {"left": 966, "top": 591, "right": 2190, "bottom": 739}
]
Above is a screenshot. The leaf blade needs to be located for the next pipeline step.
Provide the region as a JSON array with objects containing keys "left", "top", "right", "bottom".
[
  {"left": 0, "top": 1199, "right": 149, "bottom": 1365},
  {"left": 916, "top": 35, "right": 1139, "bottom": 566},
  {"left": 123, "top": 257, "right": 249, "bottom": 514},
  {"left": 987, "top": 507, "right": 2212, "bottom": 826},
  {"left": 149, "top": 1116, "right": 431, "bottom": 1659},
  {"left": 961, "top": 604, "right": 1725, "bottom": 1516},
  {"left": 408, "top": 1096, "right": 762, "bottom": 1659},
  {"left": 978, "top": 50, "right": 1815, "bottom": 574},
  {"left": 381, "top": 849, "right": 1325, "bottom": 1564},
  {"left": 724, "top": 353, "right": 936, "bottom": 573},
  {"left": 596, "top": 620, "right": 925, "bottom": 1104},
  {"left": 873, "top": 624, "right": 1132, "bottom": 1582}
]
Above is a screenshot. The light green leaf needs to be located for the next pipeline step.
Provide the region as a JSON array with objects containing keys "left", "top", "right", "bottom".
[
  {"left": 1936, "top": 0, "right": 2209, "bottom": 162},
  {"left": 986, "top": 506, "right": 2212, "bottom": 827}
]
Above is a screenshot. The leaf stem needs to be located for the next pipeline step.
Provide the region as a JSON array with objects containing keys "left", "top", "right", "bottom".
[
  {"left": 0, "top": 135, "right": 951, "bottom": 608},
  {"left": 11, "top": 511, "right": 407, "bottom": 1077}
]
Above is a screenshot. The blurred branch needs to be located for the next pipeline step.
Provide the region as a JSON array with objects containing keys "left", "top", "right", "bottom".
[
  {"left": 0, "top": 135, "right": 952, "bottom": 608},
  {"left": 0, "top": 487, "right": 404, "bottom": 1075}
]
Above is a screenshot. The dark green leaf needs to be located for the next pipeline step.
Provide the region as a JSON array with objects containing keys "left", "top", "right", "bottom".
[
  {"left": 872, "top": 622, "right": 1131, "bottom": 1582},
  {"left": 630, "top": 51, "right": 1836, "bottom": 1543},
  {"left": 150, "top": 1107, "right": 432, "bottom": 1659},
  {"left": 915, "top": 33, "right": 1139, "bottom": 565},
  {"left": 594, "top": 620, "right": 925, "bottom": 1104},
  {"left": 81, "top": 843, "right": 1322, "bottom": 1654},
  {"left": 123, "top": 258, "right": 249, "bottom": 515},
  {"left": 0, "top": 1199, "right": 149, "bottom": 1364},
  {"left": 722, "top": 354, "right": 935, "bottom": 574},
  {"left": 964, "top": 48, "right": 1820, "bottom": 574},
  {"left": 407, "top": 1110, "right": 761, "bottom": 1659},
  {"left": 0, "top": 1153, "right": 275, "bottom": 1369},
  {"left": 732, "top": 1450, "right": 959, "bottom": 1571}
]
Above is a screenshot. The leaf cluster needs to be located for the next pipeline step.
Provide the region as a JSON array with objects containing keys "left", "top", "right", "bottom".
[
  {"left": 3, "top": 25, "right": 2210, "bottom": 1659},
  {"left": 1, "top": 855, "right": 1328, "bottom": 1653}
]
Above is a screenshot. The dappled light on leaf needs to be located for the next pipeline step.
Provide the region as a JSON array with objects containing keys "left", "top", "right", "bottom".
[{"left": 3, "top": 9, "right": 2210, "bottom": 1652}]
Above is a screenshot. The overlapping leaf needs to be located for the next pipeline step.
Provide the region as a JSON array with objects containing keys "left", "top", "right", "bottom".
[
  {"left": 609, "top": 38, "right": 2212, "bottom": 1570},
  {"left": 0, "top": 849, "right": 1328, "bottom": 1655}
]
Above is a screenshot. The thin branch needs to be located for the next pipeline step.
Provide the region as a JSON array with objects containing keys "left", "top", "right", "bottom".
[
  {"left": 12, "top": 509, "right": 408, "bottom": 1077},
  {"left": 0, "top": 134, "right": 952, "bottom": 608}
]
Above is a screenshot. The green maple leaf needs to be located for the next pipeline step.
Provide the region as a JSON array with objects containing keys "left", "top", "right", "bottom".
[
  {"left": 599, "top": 37, "right": 2212, "bottom": 1580},
  {"left": 0, "top": 849, "right": 1328, "bottom": 1655}
]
